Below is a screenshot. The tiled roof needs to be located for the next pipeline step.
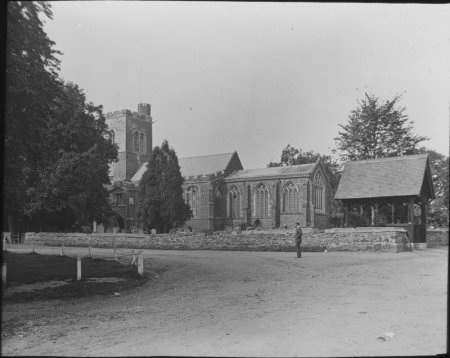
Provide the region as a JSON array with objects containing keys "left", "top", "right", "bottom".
[
  {"left": 130, "top": 152, "right": 236, "bottom": 182},
  {"left": 225, "top": 163, "right": 316, "bottom": 181},
  {"left": 178, "top": 152, "right": 236, "bottom": 177},
  {"left": 334, "top": 154, "right": 432, "bottom": 200}
]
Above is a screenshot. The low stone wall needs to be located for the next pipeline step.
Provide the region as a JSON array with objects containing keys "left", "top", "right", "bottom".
[{"left": 21, "top": 227, "right": 435, "bottom": 253}]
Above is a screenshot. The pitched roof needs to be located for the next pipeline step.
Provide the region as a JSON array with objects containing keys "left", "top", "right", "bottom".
[
  {"left": 178, "top": 152, "right": 236, "bottom": 177},
  {"left": 130, "top": 152, "right": 237, "bottom": 183},
  {"left": 225, "top": 162, "right": 316, "bottom": 181},
  {"left": 334, "top": 154, "right": 434, "bottom": 200}
]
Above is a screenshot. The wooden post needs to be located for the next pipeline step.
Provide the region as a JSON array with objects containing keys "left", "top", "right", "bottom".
[
  {"left": 77, "top": 257, "right": 81, "bottom": 281},
  {"left": 60, "top": 244, "right": 64, "bottom": 256},
  {"left": 344, "top": 201, "right": 349, "bottom": 228},
  {"left": 114, "top": 246, "right": 118, "bottom": 262},
  {"left": 2, "top": 263, "right": 6, "bottom": 289},
  {"left": 88, "top": 246, "right": 91, "bottom": 258},
  {"left": 131, "top": 250, "right": 135, "bottom": 265},
  {"left": 31, "top": 240, "right": 35, "bottom": 253},
  {"left": 137, "top": 252, "right": 144, "bottom": 276},
  {"left": 408, "top": 197, "right": 415, "bottom": 245}
]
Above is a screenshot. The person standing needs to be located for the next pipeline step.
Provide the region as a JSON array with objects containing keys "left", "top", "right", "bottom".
[{"left": 295, "top": 222, "right": 303, "bottom": 258}]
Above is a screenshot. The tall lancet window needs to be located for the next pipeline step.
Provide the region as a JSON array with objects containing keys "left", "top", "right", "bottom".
[
  {"left": 283, "top": 182, "right": 299, "bottom": 213},
  {"left": 254, "top": 184, "right": 269, "bottom": 218},
  {"left": 134, "top": 131, "right": 139, "bottom": 152},
  {"left": 140, "top": 132, "right": 145, "bottom": 153},
  {"left": 229, "top": 186, "right": 241, "bottom": 218},
  {"left": 313, "top": 172, "right": 325, "bottom": 211}
]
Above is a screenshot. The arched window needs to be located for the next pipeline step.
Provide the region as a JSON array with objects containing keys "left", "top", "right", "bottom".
[
  {"left": 254, "top": 184, "right": 269, "bottom": 218},
  {"left": 283, "top": 182, "right": 299, "bottom": 213},
  {"left": 186, "top": 186, "right": 200, "bottom": 218},
  {"left": 109, "top": 130, "right": 115, "bottom": 144},
  {"left": 140, "top": 132, "right": 145, "bottom": 153},
  {"left": 313, "top": 172, "right": 325, "bottom": 211},
  {"left": 229, "top": 186, "right": 241, "bottom": 218},
  {"left": 214, "top": 188, "right": 222, "bottom": 217},
  {"left": 134, "top": 131, "right": 139, "bottom": 152}
]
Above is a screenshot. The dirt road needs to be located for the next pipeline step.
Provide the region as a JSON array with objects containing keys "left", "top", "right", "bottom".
[{"left": 2, "top": 247, "right": 448, "bottom": 356}]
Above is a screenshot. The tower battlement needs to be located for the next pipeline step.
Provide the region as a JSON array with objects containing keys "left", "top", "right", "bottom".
[{"left": 105, "top": 103, "right": 152, "bottom": 121}]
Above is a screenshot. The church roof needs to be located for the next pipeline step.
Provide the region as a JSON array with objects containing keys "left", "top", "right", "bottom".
[
  {"left": 225, "top": 162, "right": 317, "bottom": 181},
  {"left": 334, "top": 154, "right": 434, "bottom": 200},
  {"left": 178, "top": 152, "right": 236, "bottom": 177},
  {"left": 130, "top": 152, "right": 237, "bottom": 182}
]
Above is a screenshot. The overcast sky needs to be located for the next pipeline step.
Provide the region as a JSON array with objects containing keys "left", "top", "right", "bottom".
[{"left": 44, "top": 2, "right": 450, "bottom": 169}]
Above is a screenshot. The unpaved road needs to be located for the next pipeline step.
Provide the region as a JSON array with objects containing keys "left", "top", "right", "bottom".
[{"left": 2, "top": 247, "right": 448, "bottom": 356}]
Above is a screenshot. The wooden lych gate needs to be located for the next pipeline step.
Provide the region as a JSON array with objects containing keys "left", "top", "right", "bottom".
[{"left": 334, "top": 154, "right": 435, "bottom": 244}]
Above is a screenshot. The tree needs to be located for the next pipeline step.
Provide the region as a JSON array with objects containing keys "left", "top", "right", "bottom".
[
  {"left": 334, "top": 93, "right": 428, "bottom": 161},
  {"left": 4, "top": 2, "right": 118, "bottom": 232},
  {"left": 418, "top": 149, "right": 449, "bottom": 227},
  {"left": 5, "top": 1, "right": 62, "bottom": 230},
  {"left": 137, "top": 140, "right": 191, "bottom": 233},
  {"left": 24, "top": 82, "right": 118, "bottom": 231}
]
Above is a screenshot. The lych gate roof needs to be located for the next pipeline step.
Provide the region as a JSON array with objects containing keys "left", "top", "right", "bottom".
[
  {"left": 334, "top": 154, "right": 434, "bottom": 200},
  {"left": 225, "top": 162, "right": 316, "bottom": 181},
  {"left": 130, "top": 152, "right": 237, "bottom": 183}
]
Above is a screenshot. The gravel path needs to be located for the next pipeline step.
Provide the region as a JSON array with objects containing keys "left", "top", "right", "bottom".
[{"left": 2, "top": 246, "right": 448, "bottom": 356}]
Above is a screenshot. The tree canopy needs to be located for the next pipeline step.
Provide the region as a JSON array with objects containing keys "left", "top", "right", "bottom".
[
  {"left": 419, "top": 148, "right": 449, "bottom": 227},
  {"left": 5, "top": 2, "right": 117, "bottom": 232},
  {"left": 334, "top": 93, "right": 428, "bottom": 162},
  {"left": 137, "top": 140, "right": 191, "bottom": 233}
]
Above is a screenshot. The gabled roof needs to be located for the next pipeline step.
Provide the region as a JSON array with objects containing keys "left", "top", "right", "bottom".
[
  {"left": 334, "top": 154, "right": 435, "bottom": 200},
  {"left": 225, "top": 162, "right": 317, "bottom": 181},
  {"left": 178, "top": 152, "right": 237, "bottom": 177},
  {"left": 130, "top": 152, "right": 238, "bottom": 183}
]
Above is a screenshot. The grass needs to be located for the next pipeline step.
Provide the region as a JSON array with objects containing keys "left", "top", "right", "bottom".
[{"left": 2, "top": 251, "right": 149, "bottom": 302}]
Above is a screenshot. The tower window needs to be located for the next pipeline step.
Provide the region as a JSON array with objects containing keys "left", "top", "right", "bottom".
[
  {"left": 140, "top": 132, "right": 145, "bottom": 153},
  {"left": 134, "top": 131, "right": 139, "bottom": 152}
]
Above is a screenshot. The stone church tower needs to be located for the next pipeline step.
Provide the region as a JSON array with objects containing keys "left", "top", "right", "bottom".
[{"left": 105, "top": 103, "right": 153, "bottom": 181}]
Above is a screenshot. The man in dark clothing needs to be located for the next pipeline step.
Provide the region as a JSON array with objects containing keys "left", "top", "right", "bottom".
[{"left": 295, "top": 222, "right": 303, "bottom": 258}]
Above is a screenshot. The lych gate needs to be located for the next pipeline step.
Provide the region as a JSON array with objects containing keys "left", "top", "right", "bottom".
[{"left": 334, "top": 154, "right": 435, "bottom": 244}]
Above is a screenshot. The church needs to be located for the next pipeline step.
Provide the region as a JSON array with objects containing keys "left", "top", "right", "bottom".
[{"left": 105, "top": 103, "right": 332, "bottom": 232}]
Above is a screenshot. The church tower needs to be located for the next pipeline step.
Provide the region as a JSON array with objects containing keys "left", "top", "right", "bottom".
[{"left": 105, "top": 103, "right": 153, "bottom": 181}]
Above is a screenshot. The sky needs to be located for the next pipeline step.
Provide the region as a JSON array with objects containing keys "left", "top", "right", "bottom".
[{"left": 43, "top": 2, "right": 450, "bottom": 169}]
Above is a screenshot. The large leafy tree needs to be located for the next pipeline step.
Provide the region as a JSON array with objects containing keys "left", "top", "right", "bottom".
[
  {"left": 334, "top": 93, "right": 428, "bottom": 161},
  {"left": 5, "top": 1, "right": 62, "bottom": 230},
  {"left": 5, "top": 2, "right": 118, "bottom": 232},
  {"left": 137, "top": 140, "right": 191, "bottom": 233},
  {"left": 25, "top": 83, "right": 118, "bottom": 231},
  {"left": 418, "top": 149, "right": 449, "bottom": 227}
]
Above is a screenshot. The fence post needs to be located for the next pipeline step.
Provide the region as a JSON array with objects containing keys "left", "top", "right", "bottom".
[
  {"left": 137, "top": 252, "right": 144, "bottom": 276},
  {"left": 77, "top": 257, "right": 81, "bottom": 281},
  {"left": 114, "top": 246, "right": 118, "bottom": 262},
  {"left": 88, "top": 246, "right": 91, "bottom": 258},
  {"left": 2, "top": 263, "right": 6, "bottom": 289},
  {"left": 31, "top": 240, "right": 35, "bottom": 253},
  {"left": 131, "top": 250, "right": 135, "bottom": 265},
  {"left": 60, "top": 243, "right": 65, "bottom": 256},
  {"left": 3, "top": 236, "right": 6, "bottom": 252}
]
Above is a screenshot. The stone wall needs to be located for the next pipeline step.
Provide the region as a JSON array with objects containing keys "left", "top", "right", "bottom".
[{"left": 20, "top": 227, "right": 444, "bottom": 253}]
